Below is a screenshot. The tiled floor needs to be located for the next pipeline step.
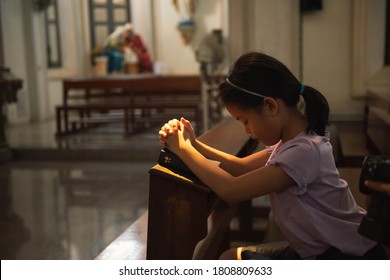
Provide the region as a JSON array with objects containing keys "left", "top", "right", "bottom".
[{"left": 1, "top": 120, "right": 160, "bottom": 259}]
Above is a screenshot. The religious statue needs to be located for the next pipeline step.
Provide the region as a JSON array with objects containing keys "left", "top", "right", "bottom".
[
  {"left": 100, "top": 23, "right": 153, "bottom": 74},
  {"left": 172, "top": 0, "right": 199, "bottom": 44}
]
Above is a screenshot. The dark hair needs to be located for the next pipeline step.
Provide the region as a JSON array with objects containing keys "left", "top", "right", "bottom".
[{"left": 219, "top": 52, "right": 329, "bottom": 136}]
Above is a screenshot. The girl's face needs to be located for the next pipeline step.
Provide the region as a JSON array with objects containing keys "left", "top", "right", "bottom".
[{"left": 226, "top": 101, "right": 282, "bottom": 146}]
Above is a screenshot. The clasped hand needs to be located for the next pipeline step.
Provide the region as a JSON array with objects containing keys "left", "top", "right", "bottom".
[{"left": 158, "top": 117, "right": 195, "bottom": 155}]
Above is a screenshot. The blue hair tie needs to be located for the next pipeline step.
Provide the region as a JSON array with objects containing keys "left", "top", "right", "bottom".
[{"left": 300, "top": 84, "right": 305, "bottom": 95}]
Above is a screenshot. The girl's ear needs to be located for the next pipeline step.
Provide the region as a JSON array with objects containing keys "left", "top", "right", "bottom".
[{"left": 263, "top": 97, "right": 279, "bottom": 116}]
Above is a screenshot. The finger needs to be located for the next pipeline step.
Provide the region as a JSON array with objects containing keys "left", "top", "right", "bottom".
[
  {"left": 181, "top": 117, "right": 192, "bottom": 129},
  {"left": 159, "top": 133, "right": 165, "bottom": 140},
  {"left": 369, "top": 181, "right": 390, "bottom": 195},
  {"left": 164, "top": 123, "right": 172, "bottom": 133},
  {"left": 364, "top": 180, "right": 379, "bottom": 190},
  {"left": 364, "top": 180, "right": 390, "bottom": 196},
  {"left": 180, "top": 117, "right": 188, "bottom": 124},
  {"left": 178, "top": 120, "right": 185, "bottom": 131},
  {"left": 159, "top": 140, "right": 166, "bottom": 146},
  {"left": 159, "top": 130, "right": 167, "bottom": 138},
  {"left": 364, "top": 180, "right": 388, "bottom": 195},
  {"left": 377, "top": 185, "right": 390, "bottom": 196},
  {"left": 180, "top": 118, "right": 188, "bottom": 129},
  {"left": 168, "top": 119, "right": 180, "bottom": 132}
]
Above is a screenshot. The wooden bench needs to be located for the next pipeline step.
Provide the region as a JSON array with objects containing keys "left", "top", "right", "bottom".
[
  {"left": 56, "top": 99, "right": 200, "bottom": 136},
  {"left": 365, "top": 90, "right": 390, "bottom": 156},
  {"left": 95, "top": 117, "right": 270, "bottom": 260},
  {"left": 56, "top": 75, "right": 205, "bottom": 136}
]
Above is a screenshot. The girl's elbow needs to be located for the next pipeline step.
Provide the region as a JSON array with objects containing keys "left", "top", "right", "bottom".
[
  {"left": 222, "top": 195, "right": 241, "bottom": 204},
  {"left": 209, "top": 176, "right": 240, "bottom": 203},
  {"left": 216, "top": 188, "right": 242, "bottom": 204}
]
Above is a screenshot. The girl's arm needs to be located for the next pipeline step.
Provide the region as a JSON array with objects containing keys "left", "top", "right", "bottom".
[
  {"left": 364, "top": 180, "right": 390, "bottom": 197},
  {"left": 165, "top": 122, "right": 294, "bottom": 204},
  {"left": 160, "top": 118, "right": 269, "bottom": 176},
  {"left": 193, "top": 139, "right": 270, "bottom": 176}
]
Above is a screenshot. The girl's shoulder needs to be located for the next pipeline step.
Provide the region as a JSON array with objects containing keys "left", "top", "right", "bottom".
[
  {"left": 274, "top": 131, "right": 330, "bottom": 156},
  {"left": 267, "top": 131, "right": 331, "bottom": 156},
  {"left": 289, "top": 130, "right": 330, "bottom": 147}
]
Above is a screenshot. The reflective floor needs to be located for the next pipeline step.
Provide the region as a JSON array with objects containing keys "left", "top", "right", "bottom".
[
  {"left": 1, "top": 119, "right": 368, "bottom": 260},
  {"left": 1, "top": 120, "right": 160, "bottom": 259}
]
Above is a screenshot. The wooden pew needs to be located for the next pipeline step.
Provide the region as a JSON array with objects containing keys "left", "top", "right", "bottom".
[
  {"left": 95, "top": 117, "right": 266, "bottom": 260},
  {"left": 56, "top": 75, "right": 204, "bottom": 136},
  {"left": 147, "top": 117, "right": 263, "bottom": 260},
  {"left": 56, "top": 101, "right": 200, "bottom": 136},
  {"left": 365, "top": 90, "right": 390, "bottom": 156}
]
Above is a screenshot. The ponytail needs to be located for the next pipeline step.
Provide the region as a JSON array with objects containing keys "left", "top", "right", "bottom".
[{"left": 301, "top": 85, "right": 329, "bottom": 136}]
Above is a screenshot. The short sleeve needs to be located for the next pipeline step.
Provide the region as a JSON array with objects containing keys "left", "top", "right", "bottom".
[
  {"left": 267, "top": 138, "right": 320, "bottom": 195},
  {"left": 266, "top": 142, "right": 280, "bottom": 155}
]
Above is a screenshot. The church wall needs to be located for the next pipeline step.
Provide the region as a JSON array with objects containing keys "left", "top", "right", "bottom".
[
  {"left": 303, "top": 0, "right": 387, "bottom": 120},
  {"left": 152, "top": 0, "right": 225, "bottom": 74},
  {"left": 1, "top": 0, "right": 388, "bottom": 124},
  {"left": 302, "top": 0, "right": 359, "bottom": 119}
]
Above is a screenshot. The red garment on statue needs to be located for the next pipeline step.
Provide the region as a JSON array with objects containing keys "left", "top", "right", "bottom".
[{"left": 125, "top": 33, "right": 153, "bottom": 73}]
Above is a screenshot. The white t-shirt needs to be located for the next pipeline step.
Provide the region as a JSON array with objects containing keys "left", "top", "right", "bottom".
[{"left": 267, "top": 131, "right": 376, "bottom": 259}]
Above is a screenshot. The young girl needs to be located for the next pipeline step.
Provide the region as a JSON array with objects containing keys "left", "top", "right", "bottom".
[{"left": 159, "top": 52, "right": 386, "bottom": 260}]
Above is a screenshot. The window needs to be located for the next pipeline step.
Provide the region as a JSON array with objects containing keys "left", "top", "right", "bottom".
[
  {"left": 88, "top": 0, "right": 132, "bottom": 49},
  {"left": 44, "top": 0, "right": 62, "bottom": 68}
]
